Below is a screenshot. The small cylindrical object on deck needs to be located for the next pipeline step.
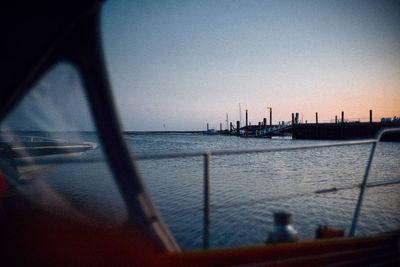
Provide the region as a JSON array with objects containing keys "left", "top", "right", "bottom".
[{"left": 267, "top": 212, "right": 298, "bottom": 244}]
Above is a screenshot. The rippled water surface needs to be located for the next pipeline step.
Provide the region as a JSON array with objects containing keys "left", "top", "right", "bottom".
[
  {"left": 127, "top": 134, "right": 400, "bottom": 250},
  {"left": 38, "top": 132, "right": 400, "bottom": 250}
]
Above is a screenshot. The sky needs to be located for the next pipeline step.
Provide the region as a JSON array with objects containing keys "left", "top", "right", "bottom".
[{"left": 100, "top": 0, "right": 400, "bottom": 131}]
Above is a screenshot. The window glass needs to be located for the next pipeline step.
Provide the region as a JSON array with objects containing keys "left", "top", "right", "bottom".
[{"left": 0, "top": 63, "right": 128, "bottom": 225}]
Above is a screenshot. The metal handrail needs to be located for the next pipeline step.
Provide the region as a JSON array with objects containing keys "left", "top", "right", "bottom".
[{"left": 348, "top": 127, "right": 400, "bottom": 236}]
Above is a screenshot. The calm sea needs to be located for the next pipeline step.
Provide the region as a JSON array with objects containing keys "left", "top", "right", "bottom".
[{"left": 41, "top": 132, "right": 400, "bottom": 251}]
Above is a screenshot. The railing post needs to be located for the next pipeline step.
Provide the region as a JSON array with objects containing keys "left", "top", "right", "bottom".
[
  {"left": 203, "top": 152, "right": 210, "bottom": 249},
  {"left": 349, "top": 141, "right": 377, "bottom": 237}
]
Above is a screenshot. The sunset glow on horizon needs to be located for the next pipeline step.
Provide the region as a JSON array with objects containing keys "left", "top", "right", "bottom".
[{"left": 102, "top": 0, "right": 400, "bottom": 130}]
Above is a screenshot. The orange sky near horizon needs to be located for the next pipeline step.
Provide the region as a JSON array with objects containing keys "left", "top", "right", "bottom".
[{"left": 103, "top": 0, "right": 400, "bottom": 130}]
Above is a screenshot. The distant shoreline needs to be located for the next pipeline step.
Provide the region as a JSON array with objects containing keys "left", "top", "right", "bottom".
[
  {"left": 124, "top": 131, "right": 203, "bottom": 135},
  {"left": 1, "top": 130, "right": 203, "bottom": 135}
]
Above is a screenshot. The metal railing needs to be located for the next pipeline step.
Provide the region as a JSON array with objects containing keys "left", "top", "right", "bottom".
[{"left": 134, "top": 127, "right": 400, "bottom": 249}]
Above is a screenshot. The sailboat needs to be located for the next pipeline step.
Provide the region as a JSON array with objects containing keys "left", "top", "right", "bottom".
[{"left": 1, "top": 1, "right": 399, "bottom": 265}]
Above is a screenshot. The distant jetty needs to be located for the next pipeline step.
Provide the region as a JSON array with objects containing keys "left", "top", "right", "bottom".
[
  {"left": 125, "top": 131, "right": 202, "bottom": 135},
  {"left": 209, "top": 110, "right": 400, "bottom": 141}
]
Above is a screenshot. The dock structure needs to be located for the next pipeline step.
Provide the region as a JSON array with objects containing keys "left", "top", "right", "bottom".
[
  {"left": 221, "top": 110, "right": 400, "bottom": 140},
  {"left": 292, "top": 122, "right": 400, "bottom": 140},
  {"left": 228, "top": 121, "right": 400, "bottom": 140},
  {"left": 256, "top": 122, "right": 292, "bottom": 138},
  {"left": 291, "top": 110, "right": 400, "bottom": 140}
]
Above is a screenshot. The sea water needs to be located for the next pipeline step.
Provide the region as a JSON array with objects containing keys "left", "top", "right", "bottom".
[
  {"left": 40, "top": 132, "right": 400, "bottom": 250},
  {"left": 129, "top": 133, "right": 400, "bottom": 250}
]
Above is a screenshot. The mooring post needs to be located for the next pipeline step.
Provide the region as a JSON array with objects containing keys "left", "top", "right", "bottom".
[
  {"left": 245, "top": 109, "right": 248, "bottom": 128},
  {"left": 207, "top": 123, "right": 209, "bottom": 131},
  {"left": 370, "top": 110, "right": 372, "bottom": 124},
  {"left": 270, "top": 108, "right": 272, "bottom": 127},
  {"left": 291, "top": 113, "right": 295, "bottom": 139},
  {"left": 236, "top": 121, "right": 240, "bottom": 136},
  {"left": 220, "top": 123, "right": 222, "bottom": 132},
  {"left": 263, "top": 118, "right": 267, "bottom": 128},
  {"left": 203, "top": 153, "right": 210, "bottom": 249},
  {"left": 341, "top": 111, "right": 344, "bottom": 139},
  {"left": 315, "top": 112, "right": 319, "bottom": 138},
  {"left": 335, "top": 115, "right": 337, "bottom": 124}
]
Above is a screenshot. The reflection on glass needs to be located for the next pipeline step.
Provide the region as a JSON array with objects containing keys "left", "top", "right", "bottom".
[{"left": 0, "top": 63, "right": 127, "bottom": 225}]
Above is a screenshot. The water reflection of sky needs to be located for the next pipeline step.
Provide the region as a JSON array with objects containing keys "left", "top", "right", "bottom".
[{"left": 133, "top": 134, "right": 400, "bottom": 250}]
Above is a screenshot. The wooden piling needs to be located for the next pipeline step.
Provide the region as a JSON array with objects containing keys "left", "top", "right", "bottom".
[
  {"left": 236, "top": 121, "right": 240, "bottom": 136},
  {"left": 370, "top": 110, "right": 372, "bottom": 123},
  {"left": 292, "top": 113, "right": 295, "bottom": 139},
  {"left": 335, "top": 115, "right": 337, "bottom": 124},
  {"left": 315, "top": 112, "right": 319, "bottom": 138},
  {"left": 270, "top": 108, "right": 272, "bottom": 126},
  {"left": 341, "top": 111, "right": 344, "bottom": 139},
  {"left": 263, "top": 118, "right": 267, "bottom": 127},
  {"left": 245, "top": 109, "right": 248, "bottom": 128}
]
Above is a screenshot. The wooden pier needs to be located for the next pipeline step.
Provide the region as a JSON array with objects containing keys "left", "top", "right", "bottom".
[
  {"left": 222, "top": 122, "right": 400, "bottom": 141},
  {"left": 217, "top": 109, "right": 400, "bottom": 140},
  {"left": 292, "top": 122, "right": 400, "bottom": 140}
]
